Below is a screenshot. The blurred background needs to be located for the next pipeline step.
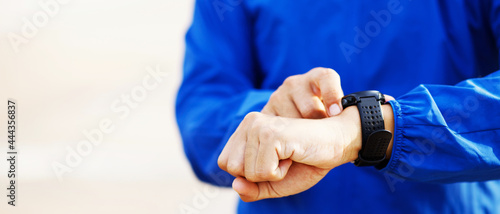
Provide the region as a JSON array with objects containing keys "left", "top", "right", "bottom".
[{"left": 0, "top": 0, "right": 238, "bottom": 213}]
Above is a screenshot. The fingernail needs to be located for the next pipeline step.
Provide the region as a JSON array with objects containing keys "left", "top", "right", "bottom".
[{"left": 329, "top": 104, "right": 341, "bottom": 116}]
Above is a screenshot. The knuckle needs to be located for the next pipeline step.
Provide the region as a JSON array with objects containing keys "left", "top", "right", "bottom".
[
  {"left": 309, "top": 67, "right": 323, "bottom": 72},
  {"left": 330, "top": 71, "right": 341, "bottom": 82},
  {"left": 217, "top": 157, "right": 225, "bottom": 170},
  {"left": 310, "top": 67, "right": 328, "bottom": 76},
  {"left": 312, "top": 67, "right": 339, "bottom": 81},
  {"left": 255, "top": 170, "right": 272, "bottom": 181},
  {"left": 317, "top": 67, "right": 330, "bottom": 76},
  {"left": 259, "top": 127, "right": 274, "bottom": 141},
  {"left": 244, "top": 112, "right": 260, "bottom": 122},
  {"left": 245, "top": 173, "right": 258, "bottom": 182},
  {"left": 323, "top": 68, "right": 339, "bottom": 79},
  {"left": 283, "top": 75, "right": 300, "bottom": 87},
  {"left": 257, "top": 169, "right": 283, "bottom": 182},
  {"left": 270, "top": 116, "right": 289, "bottom": 129},
  {"left": 269, "top": 91, "right": 280, "bottom": 102},
  {"left": 227, "top": 161, "right": 243, "bottom": 176},
  {"left": 250, "top": 119, "right": 263, "bottom": 134},
  {"left": 327, "top": 70, "right": 340, "bottom": 83}
]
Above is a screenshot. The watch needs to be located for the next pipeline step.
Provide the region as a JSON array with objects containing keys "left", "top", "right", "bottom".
[{"left": 341, "top": 90, "right": 392, "bottom": 167}]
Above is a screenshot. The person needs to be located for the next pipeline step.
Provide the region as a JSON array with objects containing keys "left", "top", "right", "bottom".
[{"left": 176, "top": 0, "right": 500, "bottom": 213}]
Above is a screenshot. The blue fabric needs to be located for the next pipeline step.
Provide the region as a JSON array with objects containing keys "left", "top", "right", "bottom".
[{"left": 176, "top": 0, "right": 500, "bottom": 213}]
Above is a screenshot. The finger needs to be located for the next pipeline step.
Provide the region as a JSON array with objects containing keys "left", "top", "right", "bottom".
[
  {"left": 265, "top": 91, "right": 302, "bottom": 118},
  {"left": 225, "top": 134, "right": 247, "bottom": 177},
  {"left": 233, "top": 162, "right": 325, "bottom": 202},
  {"left": 308, "top": 67, "right": 344, "bottom": 116},
  {"left": 219, "top": 126, "right": 246, "bottom": 175},
  {"left": 261, "top": 104, "right": 276, "bottom": 116},
  {"left": 219, "top": 112, "right": 255, "bottom": 175},
  {"left": 232, "top": 177, "right": 282, "bottom": 202},
  {"left": 252, "top": 134, "right": 291, "bottom": 182},
  {"left": 279, "top": 94, "right": 304, "bottom": 118},
  {"left": 232, "top": 177, "right": 260, "bottom": 202},
  {"left": 244, "top": 122, "right": 260, "bottom": 182},
  {"left": 290, "top": 85, "right": 328, "bottom": 119},
  {"left": 218, "top": 133, "right": 236, "bottom": 172}
]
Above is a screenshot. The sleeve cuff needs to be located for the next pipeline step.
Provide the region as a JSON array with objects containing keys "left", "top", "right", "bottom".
[{"left": 379, "top": 99, "right": 405, "bottom": 174}]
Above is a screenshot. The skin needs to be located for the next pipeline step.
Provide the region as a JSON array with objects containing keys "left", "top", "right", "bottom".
[
  {"left": 217, "top": 67, "right": 395, "bottom": 202},
  {"left": 261, "top": 67, "right": 345, "bottom": 118}
]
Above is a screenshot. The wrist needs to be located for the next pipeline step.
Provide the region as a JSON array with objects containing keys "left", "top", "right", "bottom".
[
  {"left": 338, "top": 106, "right": 362, "bottom": 163},
  {"left": 381, "top": 103, "right": 394, "bottom": 159},
  {"left": 336, "top": 102, "right": 395, "bottom": 164}
]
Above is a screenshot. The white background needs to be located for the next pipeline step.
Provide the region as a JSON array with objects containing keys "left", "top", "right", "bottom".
[{"left": 0, "top": 0, "right": 238, "bottom": 213}]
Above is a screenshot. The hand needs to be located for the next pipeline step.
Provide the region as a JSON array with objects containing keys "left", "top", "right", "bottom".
[
  {"left": 261, "top": 67, "right": 344, "bottom": 118},
  {"left": 217, "top": 107, "right": 364, "bottom": 202},
  {"left": 218, "top": 102, "right": 395, "bottom": 202}
]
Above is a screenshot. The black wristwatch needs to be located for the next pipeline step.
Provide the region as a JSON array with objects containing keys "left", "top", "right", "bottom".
[{"left": 341, "top": 90, "right": 392, "bottom": 168}]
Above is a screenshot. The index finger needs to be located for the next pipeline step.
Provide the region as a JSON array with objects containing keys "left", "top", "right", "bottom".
[{"left": 307, "top": 68, "right": 344, "bottom": 116}]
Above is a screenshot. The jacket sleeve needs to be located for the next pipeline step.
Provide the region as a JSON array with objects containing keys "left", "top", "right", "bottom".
[
  {"left": 176, "top": 0, "right": 271, "bottom": 186},
  {"left": 381, "top": 70, "right": 500, "bottom": 183}
]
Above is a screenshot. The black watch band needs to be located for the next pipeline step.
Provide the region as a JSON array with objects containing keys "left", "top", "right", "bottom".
[{"left": 341, "top": 90, "right": 392, "bottom": 167}]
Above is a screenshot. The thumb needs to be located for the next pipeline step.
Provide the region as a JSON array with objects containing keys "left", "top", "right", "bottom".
[
  {"left": 309, "top": 68, "right": 344, "bottom": 116},
  {"left": 233, "top": 177, "right": 263, "bottom": 202},
  {"left": 233, "top": 159, "right": 292, "bottom": 202}
]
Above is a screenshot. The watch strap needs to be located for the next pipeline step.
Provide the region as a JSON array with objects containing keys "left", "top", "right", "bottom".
[
  {"left": 341, "top": 91, "right": 393, "bottom": 167},
  {"left": 354, "top": 97, "right": 391, "bottom": 166}
]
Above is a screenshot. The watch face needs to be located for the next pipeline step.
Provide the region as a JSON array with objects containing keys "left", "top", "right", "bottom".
[
  {"left": 351, "top": 90, "right": 383, "bottom": 99},
  {"left": 341, "top": 90, "right": 384, "bottom": 108}
]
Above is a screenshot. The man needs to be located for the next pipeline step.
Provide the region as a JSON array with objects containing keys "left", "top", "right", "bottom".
[{"left": 176, "top": 0, "right": 500, "bottom": 213}]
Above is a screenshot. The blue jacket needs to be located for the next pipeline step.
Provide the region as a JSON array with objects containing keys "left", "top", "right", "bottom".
[{"left": 176, "top": 0, "right": 500, "bottom": 213}]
